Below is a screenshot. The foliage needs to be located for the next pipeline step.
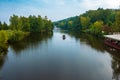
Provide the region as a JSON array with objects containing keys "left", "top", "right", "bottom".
[
  {"left": 54, "top": 8, "right": 120, "bottom": 36},
  {"left": 80, "top": 16, "right": 90, "bottom": 30},
  {"left": 0, "top": 14, "right": 53, "bottom": 54},
  {"left": 9, "top": 15, "right": 53, "bottom": 33},
  {"left": 0, "top": 30, "right": 8, "bottom": 43},
  {"left": 0, "top": 30, "right": 29, "bottom": 43},
  {"left": 90, "top": 21, "right": 103, "bottom": 35},
  {"left": 10, "top": 14, "right": 19, "bottom": 30},
  {"left": 102, "top": 25, "right": 112, "bottom": 34},
  {"left": 2, "top": 22, "right": 9, "bottom": 30},
  {"left": 8, "top": 30, "right": 29, "bottom": 43},
  {"left": 114, "top": 11, "right": 120, "bottom": 32},
  {"left": 0, "top": 21, "right": 2, "bottom": 30},
  {"left": 18, "top": 16, "right": 30, "bottom": 32},
  {"left": 0, "top": 14, "right": 53, "bottom": 44},
  {"left": 0, "top": 22, "right": 9, "bottom": 30}
]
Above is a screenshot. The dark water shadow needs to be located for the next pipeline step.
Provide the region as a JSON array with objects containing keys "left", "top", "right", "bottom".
[
  {"left": 9, "top": 32, "right": 53, "bottom": 54},
  {"left": 0, "top": 43, "right": 8, "bottom": 79},
  {"left": 105, "top": 47, "right": 120, "bottom": 80},
  {"left": 61, "top": 31, "right": 106, "bottom": 52}
]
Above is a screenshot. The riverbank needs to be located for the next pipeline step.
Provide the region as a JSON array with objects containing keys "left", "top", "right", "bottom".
[
  {"left": 0, "top": 30, "right": 53, "bottom": 54},
  {"left": 0, "top": 30, "right": 29, "bottom": 54},
  {"left": 0, "top": 30, "right": 29, "bottom": 43}
]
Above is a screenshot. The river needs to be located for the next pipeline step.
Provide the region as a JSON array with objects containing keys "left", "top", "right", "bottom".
[{"left": 0, "top": 29, "right": 120, "bottom": 80}]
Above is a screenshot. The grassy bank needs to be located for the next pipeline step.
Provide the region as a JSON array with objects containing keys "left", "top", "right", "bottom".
[
  {"left": 0, "top": 30, "right": 29, "bottom": 54},
  {"left": 0, "top": 30, "right": 29, "bottom": 43}
]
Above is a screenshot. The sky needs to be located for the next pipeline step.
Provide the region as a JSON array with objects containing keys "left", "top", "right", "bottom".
[{"left": 0, "top": 0, "right": 120, "bottom": 23}]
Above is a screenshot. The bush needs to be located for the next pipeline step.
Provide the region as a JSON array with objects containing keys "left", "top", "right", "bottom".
[
  {"left": 0, "top": 30, "right": 29, "bottom": 43},
  {"left": 0, "top": 30, "right": 8, "bottom": 43},
  {"left": 8, "top": 30, "right": 29, "bottom": 43}
]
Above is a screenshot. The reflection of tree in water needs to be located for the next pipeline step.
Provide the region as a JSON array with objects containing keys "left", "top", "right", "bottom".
[
  {"left": 112, "top": 55, "right": 120, "bottom": 80},
  {"left": 0, "top": 52, "right": 7, "bottom": 69},
  {"left": 0, "top": 43, "right": 8, "bottom": 78},
  {"left": 72, "top": 32, "right": 120, "bottom": 80},
  {"left": 0, "top": 43, "right": 8, "bottom": 67},
  {"left": 74, "top": 33, "right": 120, "bottom": 80},
  {"left": 67, "top": 32, "right": 106, "bottom": 52},
  {"left": 10, "top": 32, "right": 53, "bottom": 53},
  {"left": 79, "top": 34, "right": 106, "bottom": 52},
  {"left": 106, "top": 48, "right": 120, "bottom": 80},
  {"left": 65, "top": 31, "right": 120, "bottom": 80}
]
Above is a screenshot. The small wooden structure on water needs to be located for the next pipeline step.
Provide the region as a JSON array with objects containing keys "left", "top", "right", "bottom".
[{"left": 104, "top": 34, "right": 120, "bottom": 50}]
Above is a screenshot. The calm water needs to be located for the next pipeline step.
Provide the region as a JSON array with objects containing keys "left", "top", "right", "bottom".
[{"left": 0, "top": 29, "right": 120, "bottom": 80}]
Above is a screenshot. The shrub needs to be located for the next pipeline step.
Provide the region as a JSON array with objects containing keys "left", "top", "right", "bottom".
[
  {"left": 8, "top": 30, "right": 29, "bottom": 43},
  {"left": 0, "top": 30, "right": 8, "bottom": 43}
]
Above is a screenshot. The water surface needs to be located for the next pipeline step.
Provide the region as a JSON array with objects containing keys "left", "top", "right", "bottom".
[{"left": 0, "top": 29, "right": 120, "bottom": 80}]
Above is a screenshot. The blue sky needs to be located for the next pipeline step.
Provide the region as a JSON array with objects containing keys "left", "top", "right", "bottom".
[{"left": 0, "top": 0, "right": 120, "bottom": 23}]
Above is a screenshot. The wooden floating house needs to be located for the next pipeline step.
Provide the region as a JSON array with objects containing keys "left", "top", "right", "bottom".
[{"left": 104, "top": 34, "right": 120, "bottom": 50}]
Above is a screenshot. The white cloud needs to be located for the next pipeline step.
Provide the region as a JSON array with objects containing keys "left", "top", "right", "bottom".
[
  {"left": 79, "top": 0, "right": 120, "bottom": 10},
  {"left": 101, "top": 0, "right": 120, "bottom": 8},
  {"left": 0, "top": 0, "right": 120, "bottom": 23}
]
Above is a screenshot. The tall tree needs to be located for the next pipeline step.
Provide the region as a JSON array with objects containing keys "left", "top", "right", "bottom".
[
  {"left": 19, "top": 16, "right": 30, "bottom": 32},
  {"left": 37, "top": 15, "right": 44, "bottom": 32},
  {"left": 80, "top": 16, "right": 90, "bottom": 30},
  {"left": 0, "top": 21, "right": 2, "bottom": 30},
  {"left": 68, "top": 20, "right": 73, "bottom": 29},
  {"left": 9, "top": 14, "right": 19, "bottom": 30},
  {"left": 115, "top": 11, "right": 120, "bottom": 31},
  {"left": 90, "top": 21, "right": 103, "bottom": 35},
  {"left": 2, "top": 22, "right": 8, "bottom": 30}
]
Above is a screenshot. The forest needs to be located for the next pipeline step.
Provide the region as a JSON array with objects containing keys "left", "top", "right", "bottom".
[
  {"left": 0, "top": 15, "right": 54, "bottom": 53},
  {"left": 54, "top": 8, "right": 120, "bottom": 36},
  {"left": 0, "top": 15, "right": 53, "bottom": 43}
]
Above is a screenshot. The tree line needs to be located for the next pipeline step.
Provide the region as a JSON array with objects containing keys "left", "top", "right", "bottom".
[
  {"left": 0, "top": 15, "right": 54, "bottom": 44},
  {"left": 54, "top": 8, "right": 120, "bottom": 36},
  {"left": 0, "top": 15, "right": 54, "bottom": 53},
  {"left": 0, "top": 15, "right": 54, "bottom": 33},
  {"left": 0, "top": 22, "right": 8, "bottom": 30}
]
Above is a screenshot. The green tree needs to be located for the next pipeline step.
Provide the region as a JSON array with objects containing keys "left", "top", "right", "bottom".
[
  {"left": 73, "top": 16, "right": 82, "bottom": 32},
  {"left": 37, "top": 15, "right": 44, "bottom": 32},
  {"left": 19, "top": 16, "right": 30, "bottom": 32},
  {"left": 2, "top": 22, "right": 8, "bottom": 30},
  {"left": 80, "top": 16, "right": 90, "bottom": 30},
  {"left": 90, "top": 21, "right": 104, "bottom": 35},
  {"left": 0, "top": 30, "right": 8, "bottom": 43},
  {"left": 115, "top": 11, "right": 120, "bottom": 31},
  {"left": 47, "top": 20, "right": 54, "bottom": 31},
  {"left": 0, "top": 21, "right": 2, "bottom": 30},
  {"left": 29, "top": 15, "right": 36, "bottom": 32},
  {"left": 28, "top": 15, "right": 53, "bottom": 33},
  {"left": 58, "top": 22, "right": 66, "bottom": 29},
  {"left": 9, "top": 14, "right": 19, "bottom": 30},
  {"left": 68, "top": 20, "right": 73, "bottom": 29}
]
